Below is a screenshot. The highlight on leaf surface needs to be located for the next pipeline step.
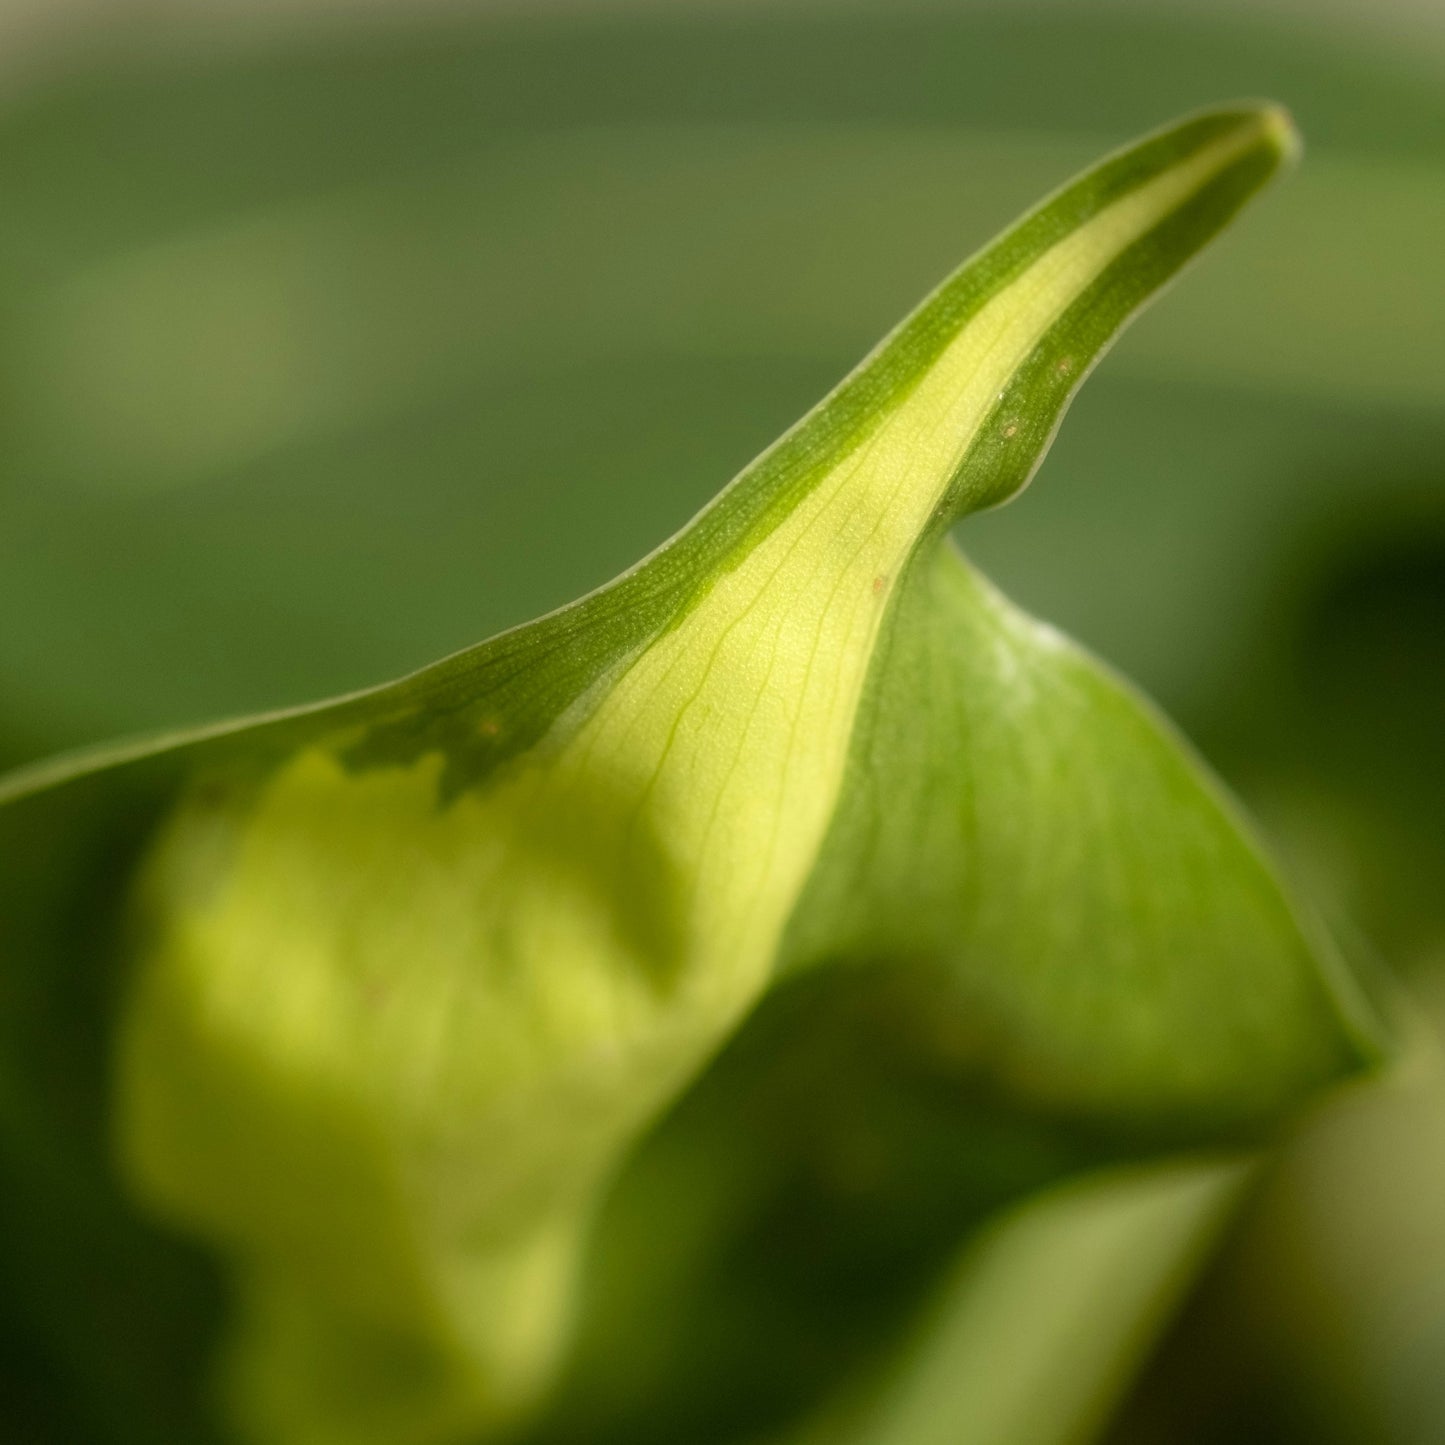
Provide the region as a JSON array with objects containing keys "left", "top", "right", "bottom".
[{"left": 0, "top": 103, "right": 1386, "bottom": 1445}]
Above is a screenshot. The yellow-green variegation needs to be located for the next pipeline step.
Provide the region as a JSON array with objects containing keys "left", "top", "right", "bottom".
[{"left": 0, "top": 105, "right": 1386, "bottom": 1445}]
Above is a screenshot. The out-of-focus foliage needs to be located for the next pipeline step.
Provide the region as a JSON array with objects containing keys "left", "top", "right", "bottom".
[{"left": 0, "top": 3, "right": 1441, "bottom": 1445}]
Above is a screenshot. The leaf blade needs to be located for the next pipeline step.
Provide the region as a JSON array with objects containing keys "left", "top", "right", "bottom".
[{"left": 0, "top": 103, "right": 1370, "bottom": 1445}]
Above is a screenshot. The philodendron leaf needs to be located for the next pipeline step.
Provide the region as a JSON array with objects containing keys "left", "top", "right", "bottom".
[{"left": 0, "top": 105, "right": 1385, "bottom": 1445}]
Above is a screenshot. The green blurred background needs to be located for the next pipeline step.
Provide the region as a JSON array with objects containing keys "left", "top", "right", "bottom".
[{"left": 0, "top": 2, "right": 1441, "bottom": 1442}]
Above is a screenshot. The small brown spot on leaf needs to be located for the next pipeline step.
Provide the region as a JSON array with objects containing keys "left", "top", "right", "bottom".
[{"left": 360, "top": 977, "right": 391, "bottom": 1012}]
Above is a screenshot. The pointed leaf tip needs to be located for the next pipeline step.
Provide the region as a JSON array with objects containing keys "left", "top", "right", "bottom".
[{"left": 1258, "top": 101, "right": 1303, "bottom": 164}]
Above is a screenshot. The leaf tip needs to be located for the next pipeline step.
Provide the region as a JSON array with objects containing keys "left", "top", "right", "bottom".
[{"left": 1241, "top": 99, "right": 1303, "bottom": 169}]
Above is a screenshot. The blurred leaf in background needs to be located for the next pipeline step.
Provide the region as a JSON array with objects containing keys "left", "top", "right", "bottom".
[{"left": 0, "top": 2, "right": 1442, "bottom": 1444}]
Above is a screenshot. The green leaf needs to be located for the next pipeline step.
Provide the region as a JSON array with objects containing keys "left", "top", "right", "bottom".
[
  {"left": 0, "top": 104, "right": 1384, "bottom": 1445},
  {"left": 783, "top": 543, "right": 1378, "bottom": 1135},
  {"left": 795, "top": 1155, "right": 1251, "bottom": 1445}
]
